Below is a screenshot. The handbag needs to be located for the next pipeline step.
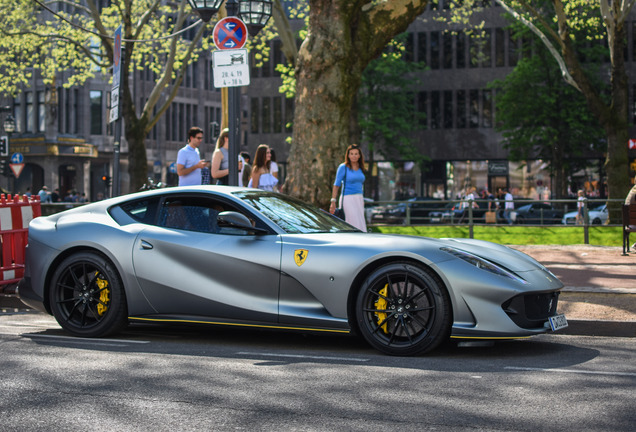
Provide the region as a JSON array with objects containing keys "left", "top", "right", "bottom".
[
  {"left": 485, "top": 211, "right": 497, "bottom": 224},
  {"left": 334, "top": 167, "right": 347, "bottom": 220}
]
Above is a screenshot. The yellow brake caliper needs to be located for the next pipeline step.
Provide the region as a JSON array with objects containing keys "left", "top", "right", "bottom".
[
  {"left": 374, "top": 284, "right": 389, "bottom": 333},
  {"left": 95, "top": 274, "right": 110, "bottom": 316}
]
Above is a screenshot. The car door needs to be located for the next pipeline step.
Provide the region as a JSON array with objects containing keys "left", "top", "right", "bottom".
[{"left": 131, "top": 195, "right": 282, "bottom": 323}]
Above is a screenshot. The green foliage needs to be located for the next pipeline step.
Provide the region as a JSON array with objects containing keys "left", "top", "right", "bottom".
[
  {"left": 0, "top": 0, "right": 212, "bottom": 94},
  {"left": 373, "top": 225, "right": 623, "bottom": 246},
  {"left": 358, "top": 35, "right": 427, "bottom": 162},
  {"left": 489, "top": 43, "right": 605, "bottom": 160}
]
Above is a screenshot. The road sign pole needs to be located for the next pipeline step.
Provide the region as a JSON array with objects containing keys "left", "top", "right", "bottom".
[
  {"left": 226, "top": 1, "right": 239, "bottom": 187},
  {"left": 213, "top": 1, "right": 245, "bottom": 186}
]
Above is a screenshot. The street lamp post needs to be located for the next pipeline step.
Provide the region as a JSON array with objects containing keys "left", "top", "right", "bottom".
[
  {"left": 1, "top": 110, "right": 16, "bottom": 192},
  {"left": 188, "top": 0, "right": 271, "bottom": 186}
]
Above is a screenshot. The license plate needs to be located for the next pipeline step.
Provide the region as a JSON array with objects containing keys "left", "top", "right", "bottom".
[{"left": 548, "top": 314, "right": 568, "bottom": 331}]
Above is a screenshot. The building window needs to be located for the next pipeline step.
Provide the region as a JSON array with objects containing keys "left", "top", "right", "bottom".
[
  {"left": 262, "top": 42, "right": 272, "bottom": 78},
  {"left": 456, "top": 90, "right": 466, "bottom": 129},
  {"left": 251, "top": 98, "right": 259, "bottom": 133},
  {"left": 273, "top": 40, "right": 283, "bottom": 76},
  {"left": 456, "top": 32, "right": 466, "bottom": 69},
  {"left": 431, "top": 90, "right": 440, "bottom": 129},
  {"left": 496, "top": 28, "right": 505, "bottom": 67},
  {"left": 37, "top": 91, "right": 45, "bottom": 132},
  {"left": 90, "top": 91, "right": 102, "bottom": 135},
  {"left": 273, "top": 96, "right": 282, "bottom": 133},
  {"left": 417, "top": 32, "right": 427, "bottom": 64},
  {"left": 443, "top": 33, "right": 453, "bottom": 69},
  {"left": 481, "top": 28, "right": 492, "bottom": 67},
  {"left": 262, "top": 97, "right": 271, "bottom": 133},
  {"left": 469, "top": 90, "right": 479, "bottom": 128},
  {"left": 26, "top": 92, "right": 34, "bottom": 133},
  {"left": 285, "top": 97, "right": 294, "bottom": 132},
  {"left": 73, "top": 89, "right": 79, "bottom": 133},
  {"left": 443, "top": 90, "right": 453, "bottom": 129},
  {"left": 509, "top": 32, "right": 519, "bottom": 67},
  {"left": 405, "top": 33, "right": 414, "bottom": 62},
  {"left": 65, "top": 89, "right": 71, "bottom": 133},
  {"left": 12, "top": 96, "right": 21, "bottom": 133},
  {"left": 417, "top": 91, "right": 428, "bottom": 130},
  {"left": 430, "top": 31, "right": 440, "bottom": 69},
  {"left": 482, "top": 89, "right": 492, "bottom": 128}
]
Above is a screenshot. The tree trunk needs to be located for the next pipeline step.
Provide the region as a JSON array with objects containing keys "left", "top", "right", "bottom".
[
  {"left": 284, "top": 0, "right": 428, "bottom": 208},
  {"left": 125, "top": 114, "right": 150, "bottom": 192}
]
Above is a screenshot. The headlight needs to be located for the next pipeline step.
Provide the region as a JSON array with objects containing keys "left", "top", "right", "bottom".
[{"left": 440, "top": 247, "right": 529, "bottom": 284}]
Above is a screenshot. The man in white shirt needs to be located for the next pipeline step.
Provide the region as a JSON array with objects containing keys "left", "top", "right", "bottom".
[
  {"left": 177, "top": 126, "right": 209, "bottom": 186},
  {"left": 503, "top": 188, "right": 514, "bottom": 225}
]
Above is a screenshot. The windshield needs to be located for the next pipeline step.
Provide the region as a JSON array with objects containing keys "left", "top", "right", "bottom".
[{"left": 234, "top": 191, "right": 359, "bottom": 234}]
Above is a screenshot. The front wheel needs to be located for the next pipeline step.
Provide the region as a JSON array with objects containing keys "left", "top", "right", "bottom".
[
  {"left": 355, "top": 262, "right": 451, "bottom": 356},
  {"left": 49, "top": 251, "right": 128, "bottom": 337}
]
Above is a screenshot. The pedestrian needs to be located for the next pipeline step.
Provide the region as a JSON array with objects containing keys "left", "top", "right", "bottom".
[
  {"left": 576, "top": 189, "right": 586, "bottom": 224},
  {"left": 177, "top": 126, "right": 209, "bottom": 186},
  {"left": 248, "top": 144, "right": 278, "bottom": 191},
  {"left": 211, "top": 128, "right": 230, "bottom": 185},
  {"left": 37, "top": 186, "right": 51, "bottom": 203},
  {"left": 25, "top": 187, "right": 32, "bottom": 197},
  {"left": 626, "top": 175, "right": 636, "bottom": 249},
  {"left": 503, "top": 188, "right": 514, "bottom": 225},
  {"left": 270, "top": 149, "right": 279, "bottom": 180},
  {"left": 329, "top": 144, "right": 367, "bottom": 231},
  {"left": 626, "top": 175, "right": 636, "bottom": 205},
  {"left": 240, "top": 151, "right": 252, "bottom": 187},
  {"left": 51, "top": 188, "right": 60, "bottom": 202}
]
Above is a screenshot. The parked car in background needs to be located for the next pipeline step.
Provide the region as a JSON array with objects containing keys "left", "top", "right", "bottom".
[
  {"left": 511, "top": 202, "right": 563, "bottom": 224},
  {"left": 370, "top": 197, "right": 444, "bottom": 225},
  {"left": 428, "top": 200, "right": 494, "bottom": 224},
  {"left": 561, "top": 204, "right": 608, "bottom": 225}
]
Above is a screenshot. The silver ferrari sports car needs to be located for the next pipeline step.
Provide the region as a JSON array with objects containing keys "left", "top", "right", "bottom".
[{"left": 18, "top": 186, "right": 567, "bottom": 356}]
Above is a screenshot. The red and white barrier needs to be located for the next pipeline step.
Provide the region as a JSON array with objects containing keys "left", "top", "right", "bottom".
[{"left": 0, "top": 194, "right": 41, "bottom": 286}]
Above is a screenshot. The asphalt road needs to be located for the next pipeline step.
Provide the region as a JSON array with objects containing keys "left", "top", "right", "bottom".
[{"left": 1, "top": 311, "right": 635, "bottom": 431}]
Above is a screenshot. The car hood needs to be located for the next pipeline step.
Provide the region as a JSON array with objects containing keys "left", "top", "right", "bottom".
[{"left": 296, "top": 233, "right": 548, "bottom": 273}]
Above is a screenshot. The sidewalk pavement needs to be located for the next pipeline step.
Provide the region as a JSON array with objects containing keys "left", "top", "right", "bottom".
[{"left": 2, "top": 245, "right": 635, "bottom": 337}]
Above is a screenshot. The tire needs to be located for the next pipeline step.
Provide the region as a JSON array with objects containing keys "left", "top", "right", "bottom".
[
  {"left": 515, "top": 216, "right": 525, "bottom": 224},
  {"left": 355, "top": 262, "right": 451, "bottom": 356},
  {"left": 592, "top": 218, "right": 602, "bottom": 225},
  {"left": 49, "top": 251, "right": 128, "bottom": 337}
]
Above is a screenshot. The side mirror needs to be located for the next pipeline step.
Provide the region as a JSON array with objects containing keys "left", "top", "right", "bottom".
[{"left": 217, "top": 211, "right": 268, "bottom": 235}]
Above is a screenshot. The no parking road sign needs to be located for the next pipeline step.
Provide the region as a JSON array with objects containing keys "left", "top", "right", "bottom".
[{"left": 213, "top": 17, "right": 248, "bottom": 50}]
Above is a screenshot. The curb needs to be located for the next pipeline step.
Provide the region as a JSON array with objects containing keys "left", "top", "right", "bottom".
[
  {"left": 560, "top": 320, "right": 636, "bottom": 338},
  {"left": 2, "top": 294, "right": 633, "bottom": 338}
]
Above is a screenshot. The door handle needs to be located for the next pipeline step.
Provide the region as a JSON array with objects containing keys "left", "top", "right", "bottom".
[{"left": 140, "top": 240, "right": 153, "bottom": 250}]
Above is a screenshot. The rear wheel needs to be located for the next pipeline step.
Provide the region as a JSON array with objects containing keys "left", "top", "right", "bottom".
[
  {"left": 49, "top": 252, "right": 128, "bottom": 337},
  {"left": 355, "top": 262, "right": 451, "bottom": 356}
]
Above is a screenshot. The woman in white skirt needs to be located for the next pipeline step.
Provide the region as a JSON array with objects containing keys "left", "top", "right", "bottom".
[{"left": 329, "top": 144, "right": 367, "bottom": 231}]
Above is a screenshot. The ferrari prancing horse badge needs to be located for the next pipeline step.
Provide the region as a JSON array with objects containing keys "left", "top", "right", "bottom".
[{"left": 294, "top": 249, "right": 308, "bottom": 266}]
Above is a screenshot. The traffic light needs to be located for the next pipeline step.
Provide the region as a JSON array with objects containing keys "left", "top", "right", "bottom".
[
  {"left": 101, "top": 175, "right": 112, "bottom": 187},
  {"left": 210, "top": 121, "right": 220, "bottom": 140},
  {"left": 0, "top": 159, "right": 7, "bottom": 176},
  {"left": 0, "top": 136, "right": 7, "bottom": 157}
]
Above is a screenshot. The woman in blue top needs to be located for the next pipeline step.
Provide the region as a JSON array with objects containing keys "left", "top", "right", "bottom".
[{"left": 329, "top": 144, "right": 367, "bottom": 231}]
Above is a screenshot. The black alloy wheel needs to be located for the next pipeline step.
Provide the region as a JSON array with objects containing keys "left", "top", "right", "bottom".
[
  {"left": 355, "top": 262, "right": 451, "bottom": 356},
  {"left": 49, "top": 251, "right": 128, "bottom": 337}
]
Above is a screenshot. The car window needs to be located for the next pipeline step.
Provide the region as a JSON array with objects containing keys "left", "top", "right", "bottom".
[
  {"left": 118, "top": 197, "right": 161, "bottom": 224},
  {"left": 235, "top": 191, "right": 357, "bottom": 234},
  {"left": 157, "top": 196, "right": 252, "bottom": 234}
]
